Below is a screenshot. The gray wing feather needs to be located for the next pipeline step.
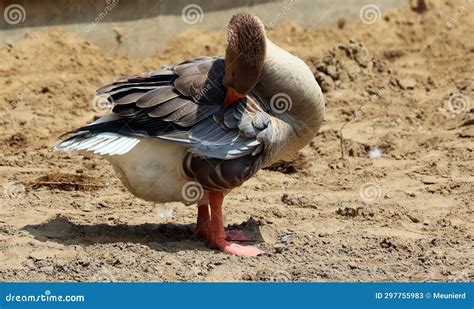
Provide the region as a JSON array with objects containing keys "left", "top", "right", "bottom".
[
  {"left": 223, "top": 109, "right": 239, "bottom": 128},
  {"left": 148, "top": 97, "right": 191, "bottom": 118},
  {"left": 136, "top": 86, "right": 180, "bottom": 108},
  {"left": 75, "top": 57, "right": 274, "bottom": 161},
  {"left": 164, "top": 102, "right": 198, "bottom": 122}
]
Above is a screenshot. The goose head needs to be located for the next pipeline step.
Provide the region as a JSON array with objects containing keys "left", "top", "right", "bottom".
[{"left": 223, "top": 13, "right": 266, "bottom": 106}]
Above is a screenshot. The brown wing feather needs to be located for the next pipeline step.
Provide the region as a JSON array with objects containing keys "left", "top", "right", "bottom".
[
  {"left": 148, "top": 97, "right": 192, "bottom": 118},
  {"left": 136, "top": 86, "right": 180, "bottom": 108}
]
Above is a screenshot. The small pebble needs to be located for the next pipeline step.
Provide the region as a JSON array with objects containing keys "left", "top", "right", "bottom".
[{"left": 274, "top": 244, "right": 286, "bottom": 254}]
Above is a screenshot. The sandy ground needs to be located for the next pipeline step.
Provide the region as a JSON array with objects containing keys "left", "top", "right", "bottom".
[{"left": 0, "top": 0, "right": 473, "bottom": 282}]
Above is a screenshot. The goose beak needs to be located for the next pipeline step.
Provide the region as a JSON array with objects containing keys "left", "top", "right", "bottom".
[{"left": 223, "top": 86, "right": 246, "bottom": 106}]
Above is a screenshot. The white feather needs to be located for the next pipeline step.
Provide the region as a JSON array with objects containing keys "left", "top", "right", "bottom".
[
  {"left": 107, "top": 138, "right": 133, "bottom": 155},
  {"left": 76, "top": 137, "right": 107, "bottom": 150},
  {"left": 85, "top": 140, "right": 110, "bottom": 153},
  {"left": 97, "top": 137, "right": 129, "bottom": 154},
  {"left": 55, "top": 133, "right": 141, "bottom": 156},
  {"left": 90, "top": 137, "right": 119, "bottom": 154},
  {"left": 115, "top": 138, "right": 140, "bottom": 155}
]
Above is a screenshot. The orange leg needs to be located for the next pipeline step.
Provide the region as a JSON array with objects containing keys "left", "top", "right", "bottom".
[
  {"left": 194, "top": 204, "right": 252, "bottom": 242},
  {"left": 193, "top": 204, "right": 210, "bottom": 240},
  {"left": 208, "top": 191, "right": 265, "bottom": 257}
]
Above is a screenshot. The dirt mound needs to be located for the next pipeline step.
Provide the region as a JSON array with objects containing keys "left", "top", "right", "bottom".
[
  {"left": 313, "top": 39, "right": 389, "bottom": 93},
  {"left": 0, "top": 0, "right": 473, "bottom": 282}
]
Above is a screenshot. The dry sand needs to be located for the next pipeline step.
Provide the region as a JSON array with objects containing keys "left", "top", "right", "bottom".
[{"left": 0, "top": 0, "right": 473, "bottom": 281}]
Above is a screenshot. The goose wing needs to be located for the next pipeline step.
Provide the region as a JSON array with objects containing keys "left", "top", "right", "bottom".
[{"left": 58, "top": 56, "right": 274, "bottom": 161}]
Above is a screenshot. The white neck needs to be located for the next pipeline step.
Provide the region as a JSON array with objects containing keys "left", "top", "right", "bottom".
[
  {"left": 255, "top": 39, "right": 325, "bottom": 134},
  {"left": 255, "top": 39, "right": 324, "bottom": 133},
  {"left": 251, "top": 39, "right": 325, "bottom": 164}
]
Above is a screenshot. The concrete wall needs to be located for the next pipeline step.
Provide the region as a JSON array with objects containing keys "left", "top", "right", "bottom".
[{"left": 0, "top": 0, "right": 403, "bottom": 57}]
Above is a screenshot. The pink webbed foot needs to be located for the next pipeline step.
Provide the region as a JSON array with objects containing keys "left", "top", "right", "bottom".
[
  {"left": 218, "top": 239, "right": 265, "bottom": 257},
  {"left": 207, "top": 191, "right": 265, "bottom": 257}
]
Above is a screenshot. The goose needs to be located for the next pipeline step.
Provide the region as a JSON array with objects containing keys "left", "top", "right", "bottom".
[{"left": 54, "top": 13, "right": 325, "bottom": 256}]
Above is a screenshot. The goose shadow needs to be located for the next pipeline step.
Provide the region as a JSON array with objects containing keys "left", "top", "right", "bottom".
[{"left": 22, "top": 215, "right": 264, "bottom": 253}]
